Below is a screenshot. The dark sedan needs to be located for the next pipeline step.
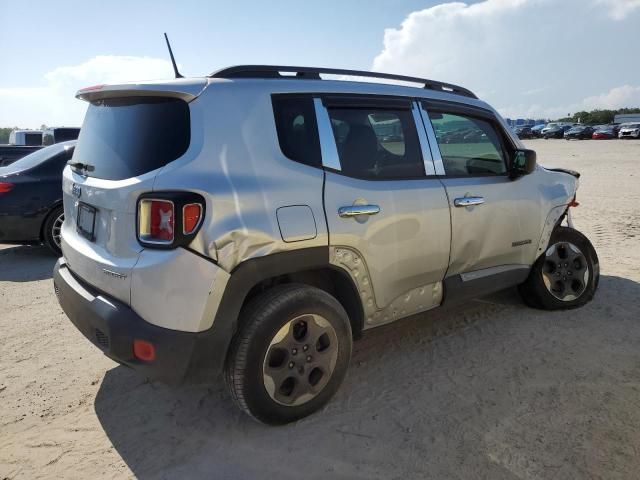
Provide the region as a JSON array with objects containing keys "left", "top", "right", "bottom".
[
  {"left": 543, "top": 125, "right": 573, "bottom": 139},
  {"left": 564, "top": 125, "right": 594, "bottom": 140},
  {"left": 514, "top": 126, "right": 534, "bottom": 139},
  {"left": 0, "top": 141, "right": 75, "bottom": 254}
]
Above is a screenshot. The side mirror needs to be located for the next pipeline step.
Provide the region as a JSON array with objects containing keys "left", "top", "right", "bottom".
[{"left": 510, "top": 149, "right": 536, "bottom": 179}]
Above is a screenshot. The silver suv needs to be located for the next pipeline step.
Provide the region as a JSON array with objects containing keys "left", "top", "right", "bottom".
[{"left": 54, "top": 66, "right": 599, "bottom": 424}]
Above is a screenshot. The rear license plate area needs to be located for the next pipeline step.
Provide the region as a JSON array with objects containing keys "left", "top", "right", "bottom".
[{"left": 77, "top": 203, "right": 97, "bottom": 241}]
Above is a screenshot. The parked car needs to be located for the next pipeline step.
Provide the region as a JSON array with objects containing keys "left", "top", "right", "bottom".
[
  {"left": 564, "top": 125, "right": 594, "bottom": 140},
  {"left": 42, "top": 127, "right": 81, "bottom": 146},
  {"left": 592, "top": 127, "right": 616, "bottom": 139},
  {"left": 541, "top": 122, "right": 564, "bottom": 135},
  {"left": 514, "top": 125, "right": 534, "bottom": 139},
  {"left": 530, "top": 124, "right": 546, "bottom": 138},
  {"left": 8, "top": 129, "right": 43, "bottom": 146},
  {"left": 0, "top": 141, "right": 75, "bottom": 254},
  {"left": 618, "top": 123, "right": 640, "bottom": 139},
  {"left": 0, "top": 145, "right": 43, "bottom": 167},
  {"left": 544, "top": 125, "right": 573, "bottom": 139},
  {"left": 53, "top": 65, "right": 599, "bottom": 425}
]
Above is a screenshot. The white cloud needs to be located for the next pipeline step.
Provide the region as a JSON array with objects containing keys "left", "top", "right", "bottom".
[
  {"left": 498, "top": 84, "right": 640, "bottom": 119},
  {"left": 594, "top": 0, "right": 640, "bottom": 20},
  {"left": 373, "top": 0, "right": 640, "bottom": 119},
  {"left": 581, "top": 85, "right": 640, "bottom": 110},
  {"left": 0, "top": 56, "right": 173, "bottom": 128}
]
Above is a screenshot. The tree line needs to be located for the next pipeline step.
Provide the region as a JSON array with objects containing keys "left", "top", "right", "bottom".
[{"left": 555, "top": 107, "right": 640, "bottom": 125}]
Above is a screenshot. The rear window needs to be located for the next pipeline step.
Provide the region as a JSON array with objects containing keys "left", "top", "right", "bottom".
[
  {"left": 73, "top": 97, "right": 190, "bottom": 180},
  {"left": 24, "top": 133, "right": 42, "bottom": 146},
  {"left": 44, "top": 128, "right": 80, "bottom": 145}
]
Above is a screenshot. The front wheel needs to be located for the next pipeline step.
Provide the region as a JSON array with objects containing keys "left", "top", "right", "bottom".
[
  {"left": 519, "top": 226, "right": 599, "bottom": 310},
  {"left": 225, "top": 284, "right": 352, "bottom": 424}
]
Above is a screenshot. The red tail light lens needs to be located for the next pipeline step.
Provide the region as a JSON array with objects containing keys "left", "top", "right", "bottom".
[
  {"left": 137, "top": 193, "right": 205, "bottom": 248},
  {"left": 138, "top": 199, "right": 175, "bottom": 244},
  {"left": 0, "top": 182, "right": 14, "bottom": 194},
  {"left": 183, "top": 203, "right": 202, "bottom": 234}
]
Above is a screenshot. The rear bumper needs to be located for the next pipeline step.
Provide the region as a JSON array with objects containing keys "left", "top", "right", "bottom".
[{"left": 53, "top": 258, "right": 230, "bottom": 384}]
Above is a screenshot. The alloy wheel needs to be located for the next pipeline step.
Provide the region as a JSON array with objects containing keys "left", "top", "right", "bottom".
[
  {"left": 541, "top": 241, "right": 590, "bottom": 301},
  {"left": 262, "top": 314, "right": 339, "bottom": 406},
  {"left": 52, "top": 213, "right": 64, "bottom": 250}
]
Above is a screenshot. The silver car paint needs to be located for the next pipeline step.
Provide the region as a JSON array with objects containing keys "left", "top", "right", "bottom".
[
  {"left": 131, "top": 248, "right": 229, "bottom": 332},
  {"left": 62, "top": 76, "right": 577, "bottom": 334}
]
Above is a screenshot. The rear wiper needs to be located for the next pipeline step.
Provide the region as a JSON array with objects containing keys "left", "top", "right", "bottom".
[{"left": 67, "top": 161, "right": 95, "bottom": 172}]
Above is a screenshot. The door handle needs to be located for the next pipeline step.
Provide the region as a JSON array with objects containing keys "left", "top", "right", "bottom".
[
  {"left": 454, "top": 196, "right": 485, "bottom": 207},
  {"left": 338, "top": 205, "right": 380, "bottom": 218}
]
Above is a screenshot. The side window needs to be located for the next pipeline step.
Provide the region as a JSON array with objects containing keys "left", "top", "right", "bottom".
[
  {"left": 428, "top": 111, "right": 508, "bottom": 176},
  {"left": 326, "top": 106, "right": 424, "bottom": 179},
  {"left": 272, "top": 95, "right": 321, "bottom": 168}
]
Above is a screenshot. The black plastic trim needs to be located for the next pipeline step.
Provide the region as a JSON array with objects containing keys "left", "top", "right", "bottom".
[
  {"left": 441, "top": 268, "right": 530, "bottom": 307},
  {"left": 322, "top": 94, "right": 412, "bottom": 110},
  {"left": 55, "top": 248, "right": 336, "bottom": 384},
  {"left": 543, "top": 167, "right": 581, "bottom": 179}
]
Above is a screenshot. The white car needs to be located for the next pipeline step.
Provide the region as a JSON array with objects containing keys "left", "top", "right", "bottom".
[{"left": 618, "top": 123, "right": 640, "bottom": 139}]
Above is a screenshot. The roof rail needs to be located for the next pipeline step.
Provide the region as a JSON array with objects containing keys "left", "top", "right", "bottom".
[{"left": 209, "top": 65, "right": 477, "bottom": 99}]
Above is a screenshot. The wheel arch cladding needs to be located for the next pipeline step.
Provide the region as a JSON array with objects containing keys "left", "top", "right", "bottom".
[{"left": 203, "top": 247, "right": 364, "bottom": 378}]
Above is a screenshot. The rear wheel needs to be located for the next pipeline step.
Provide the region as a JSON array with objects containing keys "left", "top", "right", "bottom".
[
  {"left": 519, "top": 226, "right": 599, "bottom": 310},
  {"left": 225, "top": 284, "right": 352, "bottom": 424},
  {"left": 43, "top": 206, "right": 64, "bottom": 256}
]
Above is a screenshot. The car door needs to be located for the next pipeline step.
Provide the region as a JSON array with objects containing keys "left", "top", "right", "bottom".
[
  {"left": 318, "top": 95, "right": 451, "bottom": 328},
  {"left": 417, "top": 100, "right": 541, "bottom": 293}
]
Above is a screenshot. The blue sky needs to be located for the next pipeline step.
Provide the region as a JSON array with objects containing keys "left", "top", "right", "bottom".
[{"left": 1, "top": 0, "right": 639, "bottom": 127}]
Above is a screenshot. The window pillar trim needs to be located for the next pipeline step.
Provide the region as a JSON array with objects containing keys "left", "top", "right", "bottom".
[
  {"left": 417, "top": 102, "right": 446, "bottom": 176},
  {"left": 313, "top": 98, "right": 341, "bottom": 171},
  {"left": 412, "top": 101, "right": 437, "bottom": 176}
]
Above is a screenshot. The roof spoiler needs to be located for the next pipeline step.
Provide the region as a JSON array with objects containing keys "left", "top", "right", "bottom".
[{"left": 76, "top": 79, "right": 207, "bottom": 103}]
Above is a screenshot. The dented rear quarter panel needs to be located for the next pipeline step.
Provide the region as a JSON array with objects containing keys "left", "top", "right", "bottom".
[{"left": 151, "top": 80, "right": 329, "bottom": 272}]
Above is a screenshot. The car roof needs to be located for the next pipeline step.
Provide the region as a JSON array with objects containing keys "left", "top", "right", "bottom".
[{"left": 78, "top": 66, "right": 493, "bottom": 113}]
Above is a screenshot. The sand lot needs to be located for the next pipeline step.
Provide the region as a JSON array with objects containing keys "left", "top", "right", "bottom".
[{"left": 1, "top": 139, "right": 639, "bottom": 479}]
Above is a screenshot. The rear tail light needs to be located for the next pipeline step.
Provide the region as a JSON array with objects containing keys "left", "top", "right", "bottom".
[
  {"left": 183, "top": 203, "right": 202, "bottom": 234},
  {"left": 138, "top": 199, "right": 175, "bottom": 244},
  {"left": 0, "top": 182, "right": 14, "bottom": 194},
  {"left": 137, "top": 192, "right": 205, "bottom": 248}
]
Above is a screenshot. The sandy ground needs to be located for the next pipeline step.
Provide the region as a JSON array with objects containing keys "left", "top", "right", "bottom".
[{"left": 1, "top": 139, "right": 639, "bottom": 480}]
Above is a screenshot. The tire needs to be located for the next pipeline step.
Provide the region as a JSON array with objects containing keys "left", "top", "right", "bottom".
[
  {"left": 519, "top": 226, "right": 599, "bottom": 310},
  {"left": 225, "top": 284, "right": 353, "bottom": 425},
  {"left": 43, "top": 206, "right": 64, "bottom": 256}
]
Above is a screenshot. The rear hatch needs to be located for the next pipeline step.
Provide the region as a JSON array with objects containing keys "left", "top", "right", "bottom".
[{"left": 61, "top": 80, "right": 206, "bottom": 305}]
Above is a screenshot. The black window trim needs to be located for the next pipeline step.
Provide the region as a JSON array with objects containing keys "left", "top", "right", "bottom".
[
  {"left": 321, "top": 94, "right": 413, "bottom": 110},
  {"left": 420, "top": 99, "right": 516, "bottom": 179}
]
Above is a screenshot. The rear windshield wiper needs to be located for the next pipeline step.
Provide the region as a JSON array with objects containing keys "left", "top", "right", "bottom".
[{"left": 67, "top": 161, "right": 95, "bottom": 172}]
